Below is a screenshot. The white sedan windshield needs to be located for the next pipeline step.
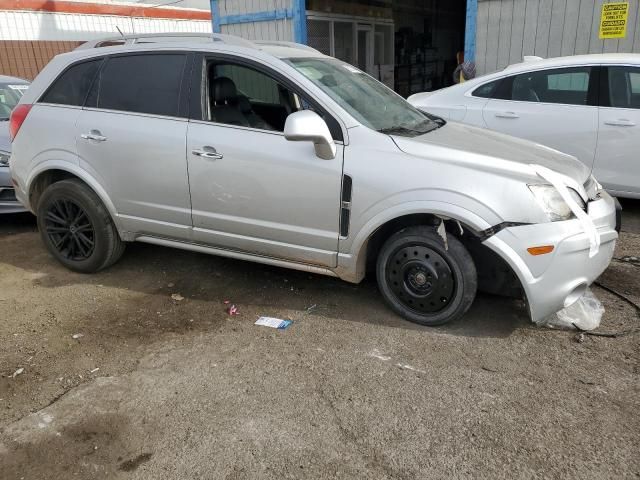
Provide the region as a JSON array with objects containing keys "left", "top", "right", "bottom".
[
  {"left": 286, "top": 58, "right": 439, "bottom": 136},
  {"left": 0, "top": 82, "right": 28, "bottom": 120}
]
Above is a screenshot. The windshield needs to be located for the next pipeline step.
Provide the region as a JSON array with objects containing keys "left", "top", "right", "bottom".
[
  {"left": 285, "top": 57, "right": 439, "bottom": 137},
  {"left": 0, "top": 82, "right": 29, "bottom": 120}
]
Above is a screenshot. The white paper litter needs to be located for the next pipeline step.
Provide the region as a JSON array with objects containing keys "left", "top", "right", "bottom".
[
  {"left": 255, "top": 317, "right": 292, "bottom": 329},
  {"left": 536, "top": 288, "right": 604, "bottom": 331},
  {"left": 71, "top": 333, "right": 84, "bottom": 339}
]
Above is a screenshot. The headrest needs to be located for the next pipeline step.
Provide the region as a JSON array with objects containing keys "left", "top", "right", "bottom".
[{"left": 211, "top": 76, "right": 237, "bottom": 104}]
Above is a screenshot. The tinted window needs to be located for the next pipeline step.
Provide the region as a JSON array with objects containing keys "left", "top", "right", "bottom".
[
  {"left": 40, "top": 60, "right": 101, "bottom": 106},
  {"left": 472, "top": 79, "right": 500, "bottom": 98},
  {"left": 507, "top": 67, "right": 592, "bottom": 105},
  {"left": 97, "top": 54, "right": 186, "bottom": 117},
  {"left": 607, "top": 66, "right": 640, "bottom": 109}
]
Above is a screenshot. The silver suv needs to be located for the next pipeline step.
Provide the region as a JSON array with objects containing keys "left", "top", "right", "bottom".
[{"left": 9, "top": 35, "right": 619, "bottom": 326}]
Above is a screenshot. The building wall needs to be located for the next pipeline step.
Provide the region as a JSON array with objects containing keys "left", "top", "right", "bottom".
[
  {"left": 0, "top": 0, "right": 211, "bottom": 79},
  {"left": 0, "top": 41, "right": 82, "bottom": 80},
  {"left": 212, "top": 0, "right": 300, "bottom": 42},
  {"left": 475, "top": 0, "right": 640, "bottom": 75}
]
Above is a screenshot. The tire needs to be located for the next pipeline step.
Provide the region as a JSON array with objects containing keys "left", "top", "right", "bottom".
[
  {"left": 376, "top": 225, "right": 477, "bottom": 326},
  {"left": 36, "top": 179, "right": 125, "bottom": 273}
]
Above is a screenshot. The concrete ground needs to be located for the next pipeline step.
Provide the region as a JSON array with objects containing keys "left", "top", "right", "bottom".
[{"left": 1, "top": 202, "right": 638, "bottom": 479}]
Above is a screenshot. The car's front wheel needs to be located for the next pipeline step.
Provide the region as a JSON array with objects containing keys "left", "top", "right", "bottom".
[
  {"left": 36, "top": 179, "right": 125, "bottom": 273},
  {"left": 376, "top": 225, "right": 477, "bottom": 326}
]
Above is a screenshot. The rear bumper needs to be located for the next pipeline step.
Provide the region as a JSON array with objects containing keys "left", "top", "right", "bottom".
[
  {"left": 483, "top": 192, "right": 618, "bottom": 322},
  {"left": 0, "top": 167, "right": 27, "bottom": 214}
]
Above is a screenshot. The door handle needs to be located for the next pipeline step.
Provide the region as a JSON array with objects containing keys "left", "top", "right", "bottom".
[
  {"left": 494, "top": 111, "right": 519, "bottom": 119},
  {"left": 192, "top": 147, "right": 223, "bottom": 160},
  {"left": 604, "top": 119, "right": 636, "bottom": 127},
  {"left": 80, "top": 130, "right": 107, "bottom": 142}
]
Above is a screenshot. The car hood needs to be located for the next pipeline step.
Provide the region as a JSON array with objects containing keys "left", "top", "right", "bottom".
[
  {"left": 392, "top": 121, "right": 591, "bottom": 185},
  {"left": 0, "top": 122, "right": 10, "bottom": 152}
]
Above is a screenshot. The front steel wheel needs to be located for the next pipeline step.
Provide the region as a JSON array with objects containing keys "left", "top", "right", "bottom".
[{"left": 376, "top": 226, "right": 477, "bottom": 326}]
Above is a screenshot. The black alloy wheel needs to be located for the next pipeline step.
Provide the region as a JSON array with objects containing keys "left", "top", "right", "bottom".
[
  {"left": 44, "top": 198, "right": 96, "bottom": 261},
  {"left": 37, "top": 179, "right": 125, "bottom": 273}
]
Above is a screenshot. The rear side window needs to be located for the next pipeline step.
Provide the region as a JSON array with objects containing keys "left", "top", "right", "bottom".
[
  {"left": 498, "top": 67, "right": 593, "bottom": 105},
  {"left": 40, "top": 60, "right": 101, "bottom": 106},
  {"left": 607, "top": 66, "right": 640, "bottom": 109},
  {"left": 472, "top": 79, "right": 501, "bottom": 98},
  {"left": 94, "top": 54, "right": 186, "bottom": 117}
]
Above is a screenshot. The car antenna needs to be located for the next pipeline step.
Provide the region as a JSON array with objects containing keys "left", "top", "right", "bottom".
[{"left": 116, "top": 26, "right": 125, "bottom": 38}]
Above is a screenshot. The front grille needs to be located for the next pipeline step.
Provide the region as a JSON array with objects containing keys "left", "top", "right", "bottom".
[{"left": 0, "top": 187, "right": 17, "bottom": 202}]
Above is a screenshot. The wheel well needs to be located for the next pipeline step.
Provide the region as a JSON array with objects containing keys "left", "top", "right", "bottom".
[
  {"left": 365, "top": 213, "right": 443, "bottom": 272},
  {"left": 364, "top": 213, "right": 523, "bottom": 298},
  {"left": 29, "top": 170, "right": 80, "bottom": 211}
]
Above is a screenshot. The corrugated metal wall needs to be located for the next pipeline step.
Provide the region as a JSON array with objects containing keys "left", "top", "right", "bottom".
[
  {"left": 476, "top": 0, "right": 640, "bottom": 75},
  {"left": 216, "top": 0, "right": 295, "bottom": 40}
]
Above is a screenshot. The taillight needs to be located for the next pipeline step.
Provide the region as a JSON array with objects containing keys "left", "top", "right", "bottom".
[{"left": 9, "top": 104, "right": 33, "bottom": 141}]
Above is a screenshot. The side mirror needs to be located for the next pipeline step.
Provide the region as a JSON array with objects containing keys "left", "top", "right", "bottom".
[{"left": 284, "top": 110, "right": 337, "bottom": 160}]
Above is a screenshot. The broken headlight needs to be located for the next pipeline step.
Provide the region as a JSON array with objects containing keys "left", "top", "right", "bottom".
[
  {"left": 529, "top": 184, "right": 585, "bottom": 221},
  {"left": 0, "top": 150, "right": 9, "bottom": 167}
]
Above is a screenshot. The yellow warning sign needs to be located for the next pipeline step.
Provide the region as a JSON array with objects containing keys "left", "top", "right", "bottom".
[{"left": 599, "top": 2, "right": 629, "bottom": 39}]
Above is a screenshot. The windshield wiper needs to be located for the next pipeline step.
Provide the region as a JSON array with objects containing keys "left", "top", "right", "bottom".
[
  {"left": 377, "top": 126, "right": 418, "bottom": 135},
  {"left": 420, "top": 110, "right": 446, "bottom": 127},
  {"left": 378, "top": 121, "right": 440, "bottom": 137}
]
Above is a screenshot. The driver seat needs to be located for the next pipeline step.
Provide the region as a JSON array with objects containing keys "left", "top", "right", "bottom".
[{"left": 210, "top": 76, "right": 249, "bottom": 126}]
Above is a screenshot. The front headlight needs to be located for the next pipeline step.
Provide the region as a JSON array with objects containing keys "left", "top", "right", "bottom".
[
  {"left": 0, "top": 150, "right": 9, "bottom": 167},
  {"left": 528, "top": 184, "right": 585, "bottom": 221}
]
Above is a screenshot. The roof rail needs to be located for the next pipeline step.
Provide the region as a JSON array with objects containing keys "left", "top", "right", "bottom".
[
  {"left": 253, "top": 40, "right": 321, "bottom": 54},
  {"left": 75, "top": 32, "right": 257, "bottom": 50}
]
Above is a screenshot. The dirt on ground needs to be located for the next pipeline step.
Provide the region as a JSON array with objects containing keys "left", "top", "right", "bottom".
[{"left": 0, "top": 204, "right": 638, "bottom": 479}]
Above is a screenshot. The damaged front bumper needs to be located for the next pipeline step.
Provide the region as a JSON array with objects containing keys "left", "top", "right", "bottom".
[{"left": 482, "top": 191, "right": 618, "bottom": 322}]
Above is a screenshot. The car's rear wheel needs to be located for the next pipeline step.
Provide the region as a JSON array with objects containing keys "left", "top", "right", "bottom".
[
  {"left": 36, "top": 179, "right": 125, "bottom": 273},
  {"left": 376, "top": 225, "right": 477, "bottom": 326}
]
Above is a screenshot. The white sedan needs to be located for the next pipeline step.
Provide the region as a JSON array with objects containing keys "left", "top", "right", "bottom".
[{"left": 408, "top": 54, "right": 640, "bottom": 199}]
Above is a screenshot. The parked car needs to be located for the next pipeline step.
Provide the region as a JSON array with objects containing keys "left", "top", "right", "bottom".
[
  {"left": 408, "top": 54, "right": 640, "bottom": 199},
  {"left": 9, "top": 35, "right": 619, "bottom": 326},
  {"left": 0, "top": 75, "right": 29, "bottom": 213}
]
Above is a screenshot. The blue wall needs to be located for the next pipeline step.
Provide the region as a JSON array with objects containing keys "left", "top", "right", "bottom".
[
  {"left": 210, "top": 0, "right": 306, "bottom": 43},
  {"left": 464, "top": 0, "right": 478, "bottom": 62}
]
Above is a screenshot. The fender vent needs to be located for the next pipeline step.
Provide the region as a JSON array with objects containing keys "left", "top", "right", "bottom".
[{"left": 340, "top": 174, "right": 352, "bottom": 237}]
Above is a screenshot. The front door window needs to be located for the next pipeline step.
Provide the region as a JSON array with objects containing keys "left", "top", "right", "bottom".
[{"left": 205, "top": 60, "right": 302, "bottom": 131}]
